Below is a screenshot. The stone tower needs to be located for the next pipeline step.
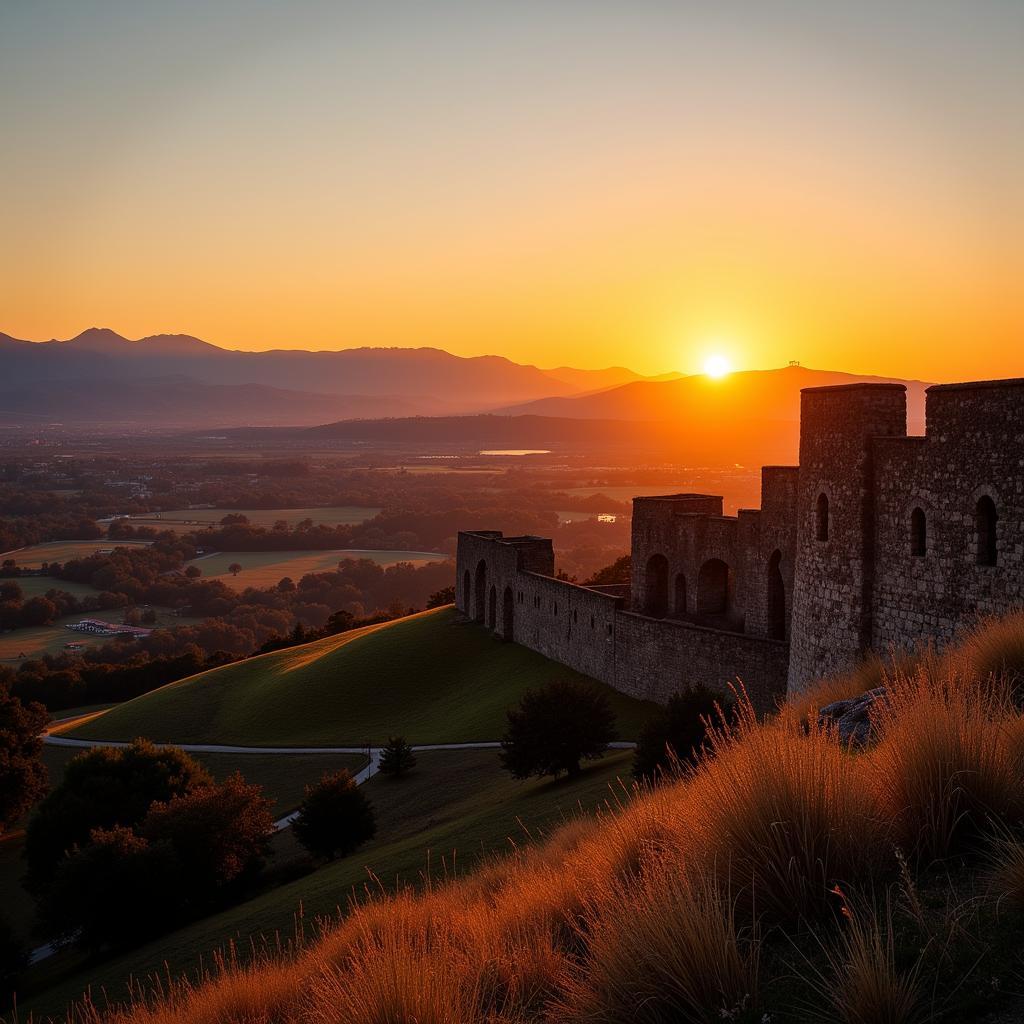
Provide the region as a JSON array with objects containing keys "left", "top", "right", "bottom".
[{"left": 786, "top": 383, "right": 907, "bottom": 694}]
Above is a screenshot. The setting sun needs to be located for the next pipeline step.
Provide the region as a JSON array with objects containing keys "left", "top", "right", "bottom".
[{"left": 703, "top": 354, "right": 732, "bottom": 379}]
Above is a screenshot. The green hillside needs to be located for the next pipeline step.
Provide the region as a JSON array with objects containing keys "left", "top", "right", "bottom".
[{"left": 65, "top": 607, "right": 658, "bottom": 745}]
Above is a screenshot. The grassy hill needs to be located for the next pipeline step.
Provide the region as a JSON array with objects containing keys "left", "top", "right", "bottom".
[{"left": 65, "top": 607, "right": 658, "bottom": 745}]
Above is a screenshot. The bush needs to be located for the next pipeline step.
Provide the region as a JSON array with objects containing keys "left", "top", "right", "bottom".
[
  {"left": 25, "top": 739, "right": 212, "bottom": 893},
  {"left": 292, "top": 770, "right": 376, "bottom": 861},
  {"left": 500, "top": 679, "right": 617, "bottom": 781},
  {"left": 0, "top": 911, "right": 27, "bottom": 999},
  {"left": 0, "top": 688, "right": 48, "bottom": 833},
  {"left": 378, "top": 735, "right": 416, "bottom": 777},
  {"left": 142, "top": 773, "right": 274, "bottom": 907},
  {"left": 41, "top": 825, "right": 180, "bottom": 951},
  {"left": 633, "top": 686, "right": 718, "bottom": 781}
]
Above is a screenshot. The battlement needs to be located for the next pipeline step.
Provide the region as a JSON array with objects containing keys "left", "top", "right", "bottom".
[{"left": 457, "top": 377, "right": 1024, "bottom": 707}]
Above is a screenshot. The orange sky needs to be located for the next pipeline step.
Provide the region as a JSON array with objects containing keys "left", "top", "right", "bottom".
[{"left": 1, "top": 2, "right": 1021, "bottom": 379}]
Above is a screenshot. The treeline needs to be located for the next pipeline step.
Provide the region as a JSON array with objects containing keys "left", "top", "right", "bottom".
[
  {"left": 0, "top": 514, "right": 103, "bottom": 553},
  {"left": 0, "top": 581, "right": 128, "bottom": 631}
]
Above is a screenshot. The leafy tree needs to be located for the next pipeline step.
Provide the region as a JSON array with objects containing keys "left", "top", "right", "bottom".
[
  {"left": 633, "top": 686, "right": 719, "bottom": 781},
  {"left": 40, "top": 825, "right": 179, "bottom": 951},
  {"left": 142, "top": 773, "right": 273, "bottom": 906},
  {"left": 426, "top": 585, "right": 455, "bottom": 608},
  {"left": 184, "top": 564, "right": 202, "bottom": 578},
  {"left": 378, "top": 735, "right": 416, "bottom": 777},
  {"left": 25, "top": 739, "right": 211, "bottom": 892},
  {"left": 227, "top": 562, "right": 243, "bottom": 577},
  {"left": 0, "top": 689, "right": 48, "bottom": 834},
  {"left": 500, "top": 679, "right": 617, "bottom": 780},
  {"left": 292, "top": 770, "right": 375, "bottom": 861}
]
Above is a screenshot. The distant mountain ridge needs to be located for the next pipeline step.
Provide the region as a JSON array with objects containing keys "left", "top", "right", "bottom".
[
  {"left": 493, "top": 364, "right": 931, "bottom": 434},
  {"left": 0, "top": 329, "right": 664, "bottom": 425}
]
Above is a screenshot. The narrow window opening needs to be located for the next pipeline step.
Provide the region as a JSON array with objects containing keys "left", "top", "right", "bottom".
[
  {"left": 976, "top": 495, "right": 998, "bottom": 566},
  {"left": 910, "top": 507, "right": 926, "bottom": 557}
]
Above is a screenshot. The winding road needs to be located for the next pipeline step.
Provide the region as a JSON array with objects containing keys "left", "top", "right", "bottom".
[{"left": 30, "top": 719, "right": 635, "bottom": 965}]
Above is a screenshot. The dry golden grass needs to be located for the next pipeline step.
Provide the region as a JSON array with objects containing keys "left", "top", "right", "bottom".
[
  {"left": 868, "top": 669, "right": 1022, "bottom": 860},
  {"left": 41, "top": 611, "right": 1024, "bottom": 1024}
]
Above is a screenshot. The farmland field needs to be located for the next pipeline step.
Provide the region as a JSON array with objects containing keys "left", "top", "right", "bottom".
[
  {"left": 187, "top": 548, "right": 446, "bottom": 589},
  {"left": 0, "top": 539, "right": 151, "bottom": 568},
  {"left": 0, "top": 600, "right": 203, "bottom": 664},
  {"left": 119, "top": 505, "right": 381, "bottom": 533}
]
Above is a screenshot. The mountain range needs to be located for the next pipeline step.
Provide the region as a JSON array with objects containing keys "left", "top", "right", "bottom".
[
  {"left": 0, "top": 330, "right": 931, "bottom": 449},
  {"left": 0, "top": 328, "right": 664, "bottom": 427}
]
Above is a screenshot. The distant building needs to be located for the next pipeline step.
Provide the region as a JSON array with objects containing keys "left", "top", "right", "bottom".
[{"left": 457, "top": 378, "right": 1024, "bottom": 709}]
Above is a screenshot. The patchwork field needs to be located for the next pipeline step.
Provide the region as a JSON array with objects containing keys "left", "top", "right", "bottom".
[
  {"left": 66, "top": 607, "right": 658, "bottom": 747},
  {"left": 186, "top": 547, "right": 446, "bottom": 589},
  {"left": 0, "top": 539, "right": 150, "bottom": 568},
  {"left": 119, "top": 505, "right": 381, "bottom": 533}
]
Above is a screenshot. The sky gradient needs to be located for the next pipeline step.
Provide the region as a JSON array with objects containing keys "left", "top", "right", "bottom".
[{"left": 2, "top": 1, "right": 1021, "bottom": 377}]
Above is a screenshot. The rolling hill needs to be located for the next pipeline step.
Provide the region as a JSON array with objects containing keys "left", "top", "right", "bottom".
[
  {"left": 64, "top": 607, "right": 658, "bottom": 746},
  {"left": 493, "top": 363, "right": 931, "bottom": 434}
]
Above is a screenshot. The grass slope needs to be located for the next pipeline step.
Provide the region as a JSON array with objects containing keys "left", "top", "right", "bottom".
[
  {"left": 67, "top": 608, "right": 658, "bottom": 746},
  {"left": 21, "top": 748, "right": 634, "bottom": 1021}
]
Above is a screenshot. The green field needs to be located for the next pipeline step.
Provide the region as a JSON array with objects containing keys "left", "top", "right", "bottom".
[
  {"left": 186, "top": 548, "right": 447, "bottom": 590},
  {"left": 66, "top": 608, "right": 658, "bottom": 746},
  {"left": 20, "top": 747, "right": 634, "bottom": 1021},
  {"left": 0, "top": 540, "right": 151, "bottom": 568},
  {"left": 121, "top": 505, "right": 381, "bottom": 534}
]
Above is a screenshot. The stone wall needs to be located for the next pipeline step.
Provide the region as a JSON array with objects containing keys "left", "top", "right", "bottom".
[
  {"left": 871, "top": 379, "right": 1024, "bottom": 653},
  {"left": 458, "top": 376, "right": 1024, "bottom": 710}
]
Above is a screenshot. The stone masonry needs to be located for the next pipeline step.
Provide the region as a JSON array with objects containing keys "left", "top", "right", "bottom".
[{"left": 457, "top": 378, "right": 1024, "bottom": 707}]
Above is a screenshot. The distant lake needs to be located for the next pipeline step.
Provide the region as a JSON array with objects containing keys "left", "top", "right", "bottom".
[{"left": 478, "top": 449, "right": 551, "bottom": 456}]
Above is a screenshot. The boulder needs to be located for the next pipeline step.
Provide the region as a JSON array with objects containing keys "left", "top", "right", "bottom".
[{"left": 818, "top": 686, "right": 886, "bottom": 747}]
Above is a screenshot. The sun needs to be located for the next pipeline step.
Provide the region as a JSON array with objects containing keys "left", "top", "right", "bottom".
[{"left": 703, "top": 353, "right": 731, "bottom": 379}]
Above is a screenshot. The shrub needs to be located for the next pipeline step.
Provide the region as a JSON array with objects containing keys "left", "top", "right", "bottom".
[
  {"left": 292, "top": 770, "right": 376, "bottom": 861},
  {"left": 25, "top": 739, "right": 212, "bottom": 892},
  {"left": 377, "top": 735, "right": 417, "bottom": 777},
  {"left": 40, "top": 825, "right": 181, "bottom": 951},
  {"left": 0, "top": 687, "right": 48, "bottom": 833},
  {"left": 633, "top": 686, "right": 718, "bottom": 780},
  {"left": 500, "top": 679, "right": 617, "bottom": 781}
]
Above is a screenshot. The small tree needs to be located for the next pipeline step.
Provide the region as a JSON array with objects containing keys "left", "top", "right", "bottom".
[
  {"left": 142, "top": 773, "right": 274, "bottom": 906},
  {"left": 41, "top": 825, "right": 179, "bottom": 951},
  {"left": 25, "top": 739, "right": 211, "bottom": 893},
  {"left": 378, "top": 736, "right": 416, "bottom": 777},
  {"left": 292, "top": 770, "right": 375, "bottom": 861},
  {"left": 184, "top": 565, "right": 202, "bottom": 579},
  {"left": 633, "top": 685, "right": 719, "bottom": 781},
  {"left": 227, "top": 562, "right": 243, "bottom": 577},
  {"left": 426, "top": 586, "right": 455, "bottom": 609},
  {"left": 500, "top": 678, "right": 617, "bottom": 781},
  {"left": 0, "top": 689, "right": 49, "bottom": 835}
]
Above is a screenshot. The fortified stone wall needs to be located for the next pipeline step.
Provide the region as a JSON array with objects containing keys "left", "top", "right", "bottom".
[
  {"left": 870, "top": 379, "right": 1024, "bottom": 654},
  {"left": 458, "top": 377, "right": 1024, "bottom": 708}
]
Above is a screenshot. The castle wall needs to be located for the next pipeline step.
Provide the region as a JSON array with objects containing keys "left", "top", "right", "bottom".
[
  {"left": 458, "top": 376, "right": 1024, "bottom": 711},
  {"left": 871, "top": 380, "right": 1024, "bottom": 653},
  {"left": 612, "top": 612, "right": 789, "bottom": 714}
]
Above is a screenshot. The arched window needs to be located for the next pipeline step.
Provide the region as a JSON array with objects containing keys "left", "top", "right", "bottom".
[
  {"left": 697, "top": 558, "right": 732, "bottom": 616},
  {"left": 815, "top": 493, "right": 829, "bottom": 542},
  {"left": 976, "top": 495, "right": 998, "bottom": 566},
  {"left": 643, "top": 554, "right": 669, "bottom": 618},
  {"left": 910, "top": 507, "right": 926, "bottom": 557},
  {"left": 673, "top": 572, "right": 687, "bottom": 618}
]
